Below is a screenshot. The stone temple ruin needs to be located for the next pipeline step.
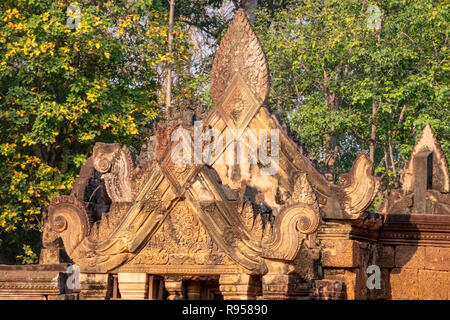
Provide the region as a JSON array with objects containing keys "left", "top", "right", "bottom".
[{"left": 0, "top": 9, "right": 449, "bottom": 300}]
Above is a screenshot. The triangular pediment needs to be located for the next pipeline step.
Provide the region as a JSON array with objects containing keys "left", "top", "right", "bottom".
[
  {"left": 115, "top": 201, "right": 239, "bottom": 275},
  {"left": 44, "top": 9, "right": 380, "bottom": 277}
]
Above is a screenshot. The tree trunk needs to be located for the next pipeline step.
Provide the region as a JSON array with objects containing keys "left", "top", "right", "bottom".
[
  {"left": 165, "top": 0, "right": 175, "bottom": 119},
  {"left": 369, "top": 97, "right": 377, "bottom": 164},
  {"left": 322, "top": 70, "right": 338, "bottom": 177},
  {"left": 369, "top": 28, "right": 382, "bottom": 165}
]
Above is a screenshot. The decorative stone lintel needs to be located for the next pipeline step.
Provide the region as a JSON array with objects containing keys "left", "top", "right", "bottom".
[{"left": 0, "top": 264, "right": 71, "bottom": 300}]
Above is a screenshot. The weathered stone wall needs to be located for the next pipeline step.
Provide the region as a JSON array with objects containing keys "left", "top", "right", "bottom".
[
  {"left": 376, "top": 213, "right": 450, "bottom": 300},
  {"left": 316, "top": 215, "right": 450, "bottom": 300},
  {"left": 385, "top": 245, "right": 449, "bottom": 299},
  {"left": 0, "top": 264, "right": 70, "bottom": 300}
]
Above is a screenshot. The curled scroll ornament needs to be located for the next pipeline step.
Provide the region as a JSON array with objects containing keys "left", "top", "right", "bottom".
[{"left": 262, "top": 203, "right": 320, "bottom": 261}]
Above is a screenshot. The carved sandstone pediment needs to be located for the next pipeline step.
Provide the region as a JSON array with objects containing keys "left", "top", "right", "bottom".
[
  {"left": 43, "top": 9, "right": 379, "bottom": 275},
  {"left": 121, "top": 202, "right": 237, "bottom": 273}
]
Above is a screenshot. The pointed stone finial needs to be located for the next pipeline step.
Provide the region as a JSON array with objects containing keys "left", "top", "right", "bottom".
[
  {"left": 401, "top": 123, "right": 449, "bottom": 193},
  {"left": 382, "top": 123, "right": 450, "bottom": 214},
  {"left": 210, "top": 9, "right": 270, "bottom": 109}
]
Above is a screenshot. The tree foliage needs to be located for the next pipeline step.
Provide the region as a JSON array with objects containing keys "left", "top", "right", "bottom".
[
  {"left": 0, "top": 0, "right": 191, "bottom": 263},
  {"left": 253, "top": 0, "right": 449, "bottom": 186}
]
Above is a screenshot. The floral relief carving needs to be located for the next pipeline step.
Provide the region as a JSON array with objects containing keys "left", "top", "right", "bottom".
[
  {"left": 130, "top": 204, "right": 233, "bottom": 266},
  {"left": 211, "top": 9, "right": 269, "bottom": 107}
]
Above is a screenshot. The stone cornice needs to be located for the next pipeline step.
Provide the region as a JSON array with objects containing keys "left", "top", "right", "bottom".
[{"left": 378, "top": 213, "right": 450, "bottom": 246}]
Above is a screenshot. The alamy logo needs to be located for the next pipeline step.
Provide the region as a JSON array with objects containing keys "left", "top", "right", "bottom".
[
  {"left": 366, "top": 5, "right": 382, "bottom": 30},
  {"left": 366, "top": 265, "right": 381, "bottom": 289},
  {"left": 170, "top": 121, "right": 280, "bottom": 175},
  {"left": 66, "top": 5, "right": 81, "bottom": 30},
  {"left": 66, "top": 265, "right": 81, "bottom": 290}
]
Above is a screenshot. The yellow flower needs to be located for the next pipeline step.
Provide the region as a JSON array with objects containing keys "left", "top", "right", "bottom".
[{"left": 104, "top": 52, "right": 110, "bottom": 59}]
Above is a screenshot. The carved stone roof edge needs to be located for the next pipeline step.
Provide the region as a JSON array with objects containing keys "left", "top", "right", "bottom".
[{"left": 382, "top": 212, "right": 450, "bottom": 228}]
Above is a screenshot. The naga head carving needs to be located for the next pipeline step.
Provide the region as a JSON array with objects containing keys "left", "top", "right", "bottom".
[
  {"left": 46, "top": 195, "right": 91, "bottom": 257},
  {"left": 334, "top": 152, "right": 380, "bottom": 218},
  {"left": 92, "top": 142, "right": 135, "bottom": 202},
  {"left": 93, "top": 142, "right": 121, "bottom": 173}
]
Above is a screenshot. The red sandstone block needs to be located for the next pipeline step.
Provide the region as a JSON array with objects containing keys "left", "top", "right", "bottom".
[
  {"left": 389, "top": 268, "right": 419, "bottom": 300},
  {"left": 366, "top": 268, "right": 391, "bottom": 300},
  {"left": 378, "top": 268, "right": 391, "bottom": 300},
  {"left": 341, "top": 270, "right": 357, "bottom": 300},
  {"left": 321, "top": 240, "right": 358, "bottom": 268},
  {"left": 418, "top": 270, "right": 448, "bottom": 300},
  {"left": 377, "top": 245, "right": 395, "bottom": 268},
  {"left": 424, "top": 247, "right": 450, "bottom": 271},
  {"left": 353, "top": 268, "right": 370, "bottom": 300},
  {"left": 394, "top": 246, "right": 425, "bottom": 269},
  {"left": 448, "top": 272, "right": 450, "bottom": 299}
]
